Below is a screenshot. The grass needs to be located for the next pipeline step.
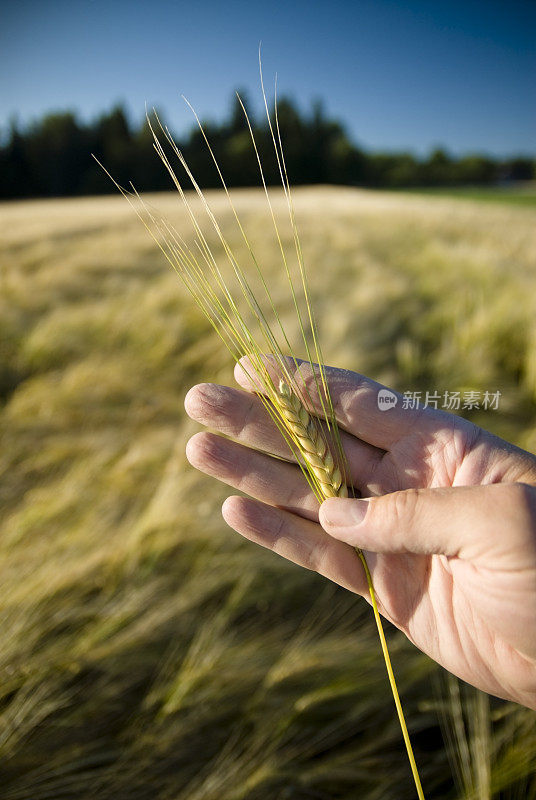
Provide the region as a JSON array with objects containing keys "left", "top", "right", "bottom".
[
  {"left": 1, "top": 186, "right": 536, "bottom": 798},
  {"left": 398, "top": 184, "right": 536, "bottom": 207}
]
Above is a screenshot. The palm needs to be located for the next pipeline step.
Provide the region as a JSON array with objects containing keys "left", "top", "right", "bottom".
[
  {"left": 185, "top": 362, "right": 536, "bottom": 704},
  {"left": 334, "top": 407, "right": 536, "bottom": 697}
]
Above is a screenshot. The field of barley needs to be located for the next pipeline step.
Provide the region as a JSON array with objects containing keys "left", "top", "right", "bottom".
[{"left": 1, "top": 186, "right": 536, "bottom": 799}]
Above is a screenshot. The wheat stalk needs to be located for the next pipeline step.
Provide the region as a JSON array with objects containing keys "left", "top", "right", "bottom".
[
  {"left": 275, "top": 381, "right": 425, "bottom": 800},
  {"left": 99, "top": 62, "right": 427, "bottom": 798}
]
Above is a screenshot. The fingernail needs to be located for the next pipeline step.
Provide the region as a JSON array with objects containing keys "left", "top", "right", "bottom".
[{"left": 322, "top": 498, "right": 369, "bottom": 527}]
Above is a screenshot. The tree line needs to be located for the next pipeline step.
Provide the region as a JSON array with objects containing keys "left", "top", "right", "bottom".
[{"left": 1, "top": 94, "right": 534, "bottom": 199}]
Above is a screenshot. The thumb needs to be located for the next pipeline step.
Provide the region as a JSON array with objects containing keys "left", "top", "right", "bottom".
[{"left": 319, "top": 483, "right": 536, "bottom": 562}]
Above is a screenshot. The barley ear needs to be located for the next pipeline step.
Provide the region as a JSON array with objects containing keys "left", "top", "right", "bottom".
[{"left": 276, "top": 380, "right": 348, "bottom": 499}]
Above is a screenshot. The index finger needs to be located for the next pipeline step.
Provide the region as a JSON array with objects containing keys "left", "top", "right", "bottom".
[{"left": 234, "top": 355, "right": 459, "bottom": 451}]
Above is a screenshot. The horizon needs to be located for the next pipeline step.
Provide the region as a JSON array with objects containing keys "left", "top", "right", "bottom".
[{"left": 2, "top": 0, "right": 535, "bottom": 158}]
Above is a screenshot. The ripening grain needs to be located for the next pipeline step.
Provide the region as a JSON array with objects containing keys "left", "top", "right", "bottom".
[{"left": 0, "top": 187, "right": 535, "bottom": 799}]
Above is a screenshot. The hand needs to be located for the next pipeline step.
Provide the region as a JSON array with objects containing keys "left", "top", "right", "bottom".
[{"left": 184, "top": 359, "right": 536, "bottom": 709}]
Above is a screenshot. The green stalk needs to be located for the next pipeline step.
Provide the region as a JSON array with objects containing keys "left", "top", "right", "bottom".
[
  {"left": 357, "top": 548, "right": 426, "bottom": 800},
  {"left": 102, "top": 71, "right": 428, "bottom": 798}
]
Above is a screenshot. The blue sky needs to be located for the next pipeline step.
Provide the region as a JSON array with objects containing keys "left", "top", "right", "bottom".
[{"left": 1, "top": 0, "right": 535, "bottom": 156}]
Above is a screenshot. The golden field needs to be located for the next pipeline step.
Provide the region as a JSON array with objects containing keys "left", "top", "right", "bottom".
[{"left": 1, "top": 187, "right": 535, "bottom": 799}]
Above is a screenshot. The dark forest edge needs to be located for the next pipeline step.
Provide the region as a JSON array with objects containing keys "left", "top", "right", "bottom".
[{"left": 1, "top": 94, "right": 534, "bottom": 199}]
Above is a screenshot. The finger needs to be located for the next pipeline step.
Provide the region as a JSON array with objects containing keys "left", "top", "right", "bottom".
[
  {"left": 319, "top": 483, "right": 536, "bottom": 566},
  {"left": 234, "top": 355, "right": 465, "bottom": 451},
  {"left": 221, "top": 495, "right": 367, "bottom": 595},
  {"left": 185, "top": 382, "right": 383, "bottom": 492},
  {"left": 185, "top": 383, "right": 292, "bottom": 458},
  {"left": 186, "top": 432, "right": 320, "bottom": 521}
]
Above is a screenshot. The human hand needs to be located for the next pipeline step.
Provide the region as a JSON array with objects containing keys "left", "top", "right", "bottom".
[{"left": 184, "top": 360, "right": 536, "bottom": 709}]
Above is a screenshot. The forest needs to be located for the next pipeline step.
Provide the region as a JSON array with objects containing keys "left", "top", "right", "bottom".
[{"left": 1, "top": 93, "right": 534, "bottom": 198}]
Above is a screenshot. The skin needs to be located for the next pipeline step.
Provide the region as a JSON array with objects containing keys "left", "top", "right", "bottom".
[{"left": 184, "top": 359, "right": 536, "bottom": 710}]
